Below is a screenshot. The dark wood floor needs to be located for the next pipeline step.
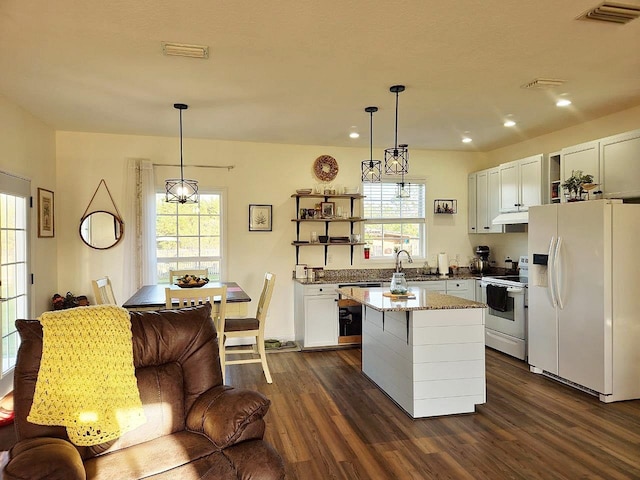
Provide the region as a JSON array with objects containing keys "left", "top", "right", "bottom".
[{"left": 226, "top": 348, "right": 640, "bottom": 480}]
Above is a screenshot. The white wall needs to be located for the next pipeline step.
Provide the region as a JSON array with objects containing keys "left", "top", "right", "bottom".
[
  {"left": 55, "top": 131, "right": 483, "bottom": 340},
  {"left": 0, "top": 94, "right": 57, "bottom": 317}
]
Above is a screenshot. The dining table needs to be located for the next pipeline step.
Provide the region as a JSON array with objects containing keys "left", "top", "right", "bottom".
[{"left": 122, "top": 282, "right": 251, "bottom": 317}]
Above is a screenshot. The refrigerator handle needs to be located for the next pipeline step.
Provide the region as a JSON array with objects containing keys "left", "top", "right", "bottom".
[
  {"left": 554, "top": 236, "right": 564, "bottom": 310},
  {"left": 547, "top": 237, "right": 557, "bottom": 308}
]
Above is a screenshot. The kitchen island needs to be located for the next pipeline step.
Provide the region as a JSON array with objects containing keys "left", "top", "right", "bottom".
[{"left": 337, "top": 286, "right": 487, "bottom": 418}]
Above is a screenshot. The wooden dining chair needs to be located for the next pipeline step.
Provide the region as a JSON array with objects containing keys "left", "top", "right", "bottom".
[
  {"left": 165, "top": 285, "right": 228, "bottom": 378},
  {"left": 219, "top": 273, "right": 275, "bottom": 384},
  {"left": 168, "top": 268, "right": 209, "bottom": 284},
  {"left": 92, "top": 276, "right": 117, "bottom": 305}
]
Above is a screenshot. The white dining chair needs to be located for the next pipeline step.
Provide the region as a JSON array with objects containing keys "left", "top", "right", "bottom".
[
  {"left": 92, "top": 276, "right": 117, "bottom": 305},
  {"left": 219, "top": 273, "right": 276, "bottom": 384},
  {"left": 165, "top": 285, "right": 228, "bottom": 379}
]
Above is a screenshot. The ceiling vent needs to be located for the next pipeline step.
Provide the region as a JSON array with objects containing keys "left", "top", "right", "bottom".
[
  {"left": 577, "top": 2, "right": 640, "bottom": 24},
  {"left": 521, "top": 78, "right": 566, "bottom": 89},
  {"left": 162, "top": 42, "right": 209, "bottom": 59}
]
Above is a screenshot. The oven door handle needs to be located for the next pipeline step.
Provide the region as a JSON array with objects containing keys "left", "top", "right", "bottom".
[{"left": 506, "top": 287, "right": 524, "bottom": 294}]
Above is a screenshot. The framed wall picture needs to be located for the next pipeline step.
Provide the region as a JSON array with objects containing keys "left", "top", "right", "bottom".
[
  {"left": 249, "top": 204, "right": 272, "bottom": 231},
  {"left": 320, "top": 201, "right": 335, "bottom": 218},
  {"left": 37, "top": 188, "right": 55, "bottom": 238}
]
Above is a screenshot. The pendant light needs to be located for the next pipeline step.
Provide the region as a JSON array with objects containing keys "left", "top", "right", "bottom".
[
  {"left": 384, "top": 85, "right": 409, "bottom": 175},
  {"left": 396, "top": 144, "right": 411, "bottom": 198},
  {"left": 361, "top": 106, "right": 382, "bottom": 182},
  {"left": 165, "top": 103, "right": 199, "bottom": 204}
]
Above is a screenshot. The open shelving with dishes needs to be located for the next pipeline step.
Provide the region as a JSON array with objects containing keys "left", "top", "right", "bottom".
[{"left": 291, "top": 193, "right": 365, "bottom": 265}]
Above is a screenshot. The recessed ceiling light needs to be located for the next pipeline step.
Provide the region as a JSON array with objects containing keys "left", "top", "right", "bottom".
[
  {"left": 462, "top": 137, "right": 473, "bottom": 143},
  {"left": 504, "top": 120, "right": 517, "bottom": 127},
  {"left": 349, "top": 132, "right": 360, "bottom": 139},
  {"left": 556, "top": 99, "right": 572, "bottom": 107}
]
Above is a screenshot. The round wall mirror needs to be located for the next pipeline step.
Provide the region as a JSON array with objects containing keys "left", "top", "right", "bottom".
[{"left": 79, "top": 211, "right": 125, "bottom": 250}]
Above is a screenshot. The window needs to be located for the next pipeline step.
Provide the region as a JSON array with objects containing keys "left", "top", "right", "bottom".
[
  {"left": 362, "top": 180, "right": 426, "bottom": 259},
  {"left": 155, "top": 193, "right": 223, "bottom": 283},
  {"left": 0, "top": 172, "right": 30, "bottom": 397}
]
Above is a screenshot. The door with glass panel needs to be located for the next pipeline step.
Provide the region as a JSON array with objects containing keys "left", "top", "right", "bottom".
[{"left": 0, "top": 172, "right": 30, "bottom": 396}]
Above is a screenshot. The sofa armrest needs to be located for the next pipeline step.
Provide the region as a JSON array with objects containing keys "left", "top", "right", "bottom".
[
  {"left": 4, "top": 437, "right": 85, "bottom": 480},
  {"left": 186, "top": 385, "right": 271, "bottom": 449}
]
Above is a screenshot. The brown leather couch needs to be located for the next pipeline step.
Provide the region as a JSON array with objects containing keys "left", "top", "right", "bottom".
[{"left": 3, "top": 304, "right": 285, "bottom": 480}]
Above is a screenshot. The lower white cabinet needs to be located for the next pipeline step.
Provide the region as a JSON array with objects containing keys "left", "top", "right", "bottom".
[
  {"left": 408, "top": 279, "right": 474, "bottom": 300},
  {"left": 294, "top": 283, "right": 338, "bottom": 348}
]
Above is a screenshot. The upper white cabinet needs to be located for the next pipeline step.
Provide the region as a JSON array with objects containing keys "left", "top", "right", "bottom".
[
  {"left": 561, "top": 140, "right": 600, "bottom": 195},
  {"left": 561, "top": 128, "right": 640, "bottom": 201},
  {"left": 499, "top": 154, "right": 543, "bottom": 213},
  {"left": 468, "top": 173, "right": 477, "bottom": 234},
  {"left": 468, "top": 168, "right": 503, "bottom": 233},
  {"left": 600, "top": 129, "right": 640, "bottom": 199}
]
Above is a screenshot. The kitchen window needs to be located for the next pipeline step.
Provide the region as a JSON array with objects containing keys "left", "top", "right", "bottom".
[
  {"left": 362, "top": 180, "right": 426, "bottom": 259},
  {"left": 155, "top": 192, "right": 224, "bottom": 283}
]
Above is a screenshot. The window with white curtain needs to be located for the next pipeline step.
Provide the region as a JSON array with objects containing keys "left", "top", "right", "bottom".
[
  {"left": 155, "top": 192, "right": 223, "bottom": 283},
  {"left": 362, "top": 180, "right": 426, "bottom": 259}
]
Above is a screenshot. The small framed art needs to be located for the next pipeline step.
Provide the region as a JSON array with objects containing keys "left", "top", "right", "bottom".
[
  {"left": 321, "top": 202, "right": 335, "bottom": 218},
  {"left": 37, "top": 188, "right": 55, "bottom": 238},
  {"left": 249, "top": 204, "right": 272, "bottom": 231}
]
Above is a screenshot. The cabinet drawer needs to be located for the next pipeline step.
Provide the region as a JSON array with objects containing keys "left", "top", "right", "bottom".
[
  {"left": 446, "top": 280, "right": 472, "bottom": 292},
  {"left": 303, "top": 284, "right": 338, "bottom": 296}
]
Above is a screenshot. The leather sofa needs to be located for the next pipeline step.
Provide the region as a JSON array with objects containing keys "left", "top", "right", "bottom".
[{"left": 3, "top": 304, "right": 285, "bottom": 480}]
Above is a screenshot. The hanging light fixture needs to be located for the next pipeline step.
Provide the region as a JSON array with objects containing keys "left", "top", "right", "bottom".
[
  {"left": 384, "top": 85, "right": 409, "bottom": 175},
  {"left": 396, "top": 144, "right": 411, "bottom": 198},
  {"left": 361, "top": 106, "right": 382, "bottom": 182},
  {"left": 165, "top": 103, "right": 199, "bottom": 204}
]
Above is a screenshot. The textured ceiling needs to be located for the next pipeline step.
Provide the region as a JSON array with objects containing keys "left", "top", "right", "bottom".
[{"left": 1, "top": 0, "right": 639, "bottom": 152}]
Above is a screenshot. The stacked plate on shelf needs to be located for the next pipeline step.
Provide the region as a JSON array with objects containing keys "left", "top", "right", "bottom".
[
  {"left": 296, "top": 189, "right": 312, "bottom": 194},
  {"left": 329, "top": 236, "right": 350, "bottom": 243}
]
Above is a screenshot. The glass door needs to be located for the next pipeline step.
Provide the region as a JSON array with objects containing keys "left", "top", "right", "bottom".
[{"left": 0, "top": 172, "right": 30, "bottom": 396}]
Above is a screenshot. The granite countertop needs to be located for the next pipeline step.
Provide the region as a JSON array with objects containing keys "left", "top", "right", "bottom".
[
  {"left": 336, "top": 287, "right": 486, "bottom": 312},
  {"left": 294, "top": 267, "right": 488, "bottom": 285}
]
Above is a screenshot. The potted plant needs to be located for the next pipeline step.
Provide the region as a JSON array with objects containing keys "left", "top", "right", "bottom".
[{"left": 561, "top": 170, "right": 594, "bottom": 201}]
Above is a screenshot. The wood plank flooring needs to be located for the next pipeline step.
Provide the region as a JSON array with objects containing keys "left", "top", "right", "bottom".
[{"left": 226, "top": 348, "right": 640, "bottom": 479}]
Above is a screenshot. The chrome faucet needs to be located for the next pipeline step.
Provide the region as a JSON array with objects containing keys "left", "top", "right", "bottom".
[{"left": 395, "top": 249, "right": 413, "bottom": 273}]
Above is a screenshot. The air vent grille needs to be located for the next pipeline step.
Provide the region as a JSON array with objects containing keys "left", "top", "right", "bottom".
[
  {"left": 521, "top": 78, "right": 566, "bottom": 89},
  {"left": 577, "top": 2, "right": 640, "bottom": 24},
  {"left": 162, "top": 42, "right": 209, "bottom": 59}
]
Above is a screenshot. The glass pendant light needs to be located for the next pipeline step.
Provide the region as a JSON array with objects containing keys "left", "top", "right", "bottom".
[
  {"left": 384, "top": 85, "right": 409, "bottom": 175},
  {"left": 165, "top": 103, "right": 199, "bottom": 204},
  {"left": 361, "top": 106, "right": 381, "bottom": 182}
]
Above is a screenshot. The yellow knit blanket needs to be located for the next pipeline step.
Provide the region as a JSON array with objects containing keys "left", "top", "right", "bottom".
[{"left": 28, "top": 305, "right": 146, "bottom": 446}]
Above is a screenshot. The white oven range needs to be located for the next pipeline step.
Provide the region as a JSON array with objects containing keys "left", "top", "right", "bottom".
[{"left": 480, "top": 256, "right": 528, "bottom": 360}]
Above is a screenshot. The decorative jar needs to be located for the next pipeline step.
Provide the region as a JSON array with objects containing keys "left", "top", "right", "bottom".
[{"left": 390, "top": 272, "right": 408, "bottom": 295}]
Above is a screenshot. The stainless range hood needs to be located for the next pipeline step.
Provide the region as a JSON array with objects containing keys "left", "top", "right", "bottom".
[{"left": 492, "top": 211, "right": 529, "bottom": 225}]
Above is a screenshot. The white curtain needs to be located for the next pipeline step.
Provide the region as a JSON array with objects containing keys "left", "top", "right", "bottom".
[{"left": 122, "top": 159, "right": 156, "bottom": 299}]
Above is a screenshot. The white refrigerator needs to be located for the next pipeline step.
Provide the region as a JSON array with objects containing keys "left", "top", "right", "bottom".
[{"left": 527, "top": 199, "right": 640, "bottom": 402}]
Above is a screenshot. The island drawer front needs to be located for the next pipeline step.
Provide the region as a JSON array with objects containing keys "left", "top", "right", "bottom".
[{"left": 446, "top": 279, "right": 473, "bottom": 292}]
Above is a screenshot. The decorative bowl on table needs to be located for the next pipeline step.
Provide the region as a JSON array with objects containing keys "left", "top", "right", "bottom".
[{"left": 175, "top": 274, "right": 209, "bottom": 288}]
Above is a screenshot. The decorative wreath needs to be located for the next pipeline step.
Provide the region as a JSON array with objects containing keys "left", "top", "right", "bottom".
[{"left": 313, "top": 155, "right": 339, "bottom": 182}]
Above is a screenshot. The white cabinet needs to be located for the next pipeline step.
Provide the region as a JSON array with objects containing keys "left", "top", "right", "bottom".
[
  {"left": 468, "top": 173, "right": 477, "bottom": 234},
  {"left": 445, "top": 279, "right": 475, "bottom": 301},
  {"left": 294, "top": 283, "right": 338, "bottom": 348},
  {"left": 408, "top": 279, "right": 474, "bottom": 300},
  {"left": 468, "top": 167, "right": 502, "bottom": 233},
  {"left": 499, "top": 154, "right": 543, "bottom": 213},
  {"left": 561, "top": 140, "right": 600, "bottom": 197},
  {"left": 600, "top": 129, "right": 640, "bottom": 199}
]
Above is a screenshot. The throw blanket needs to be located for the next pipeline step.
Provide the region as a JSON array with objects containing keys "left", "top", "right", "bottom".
[{"left": 28, "top": 305, "right": 146, "bottom": 446}]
